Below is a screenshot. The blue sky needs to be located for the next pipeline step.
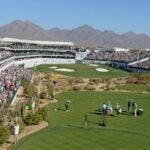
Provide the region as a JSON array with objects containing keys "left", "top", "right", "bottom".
[{"left": 0, "top": 0, "right": 150, "bottom": 35}]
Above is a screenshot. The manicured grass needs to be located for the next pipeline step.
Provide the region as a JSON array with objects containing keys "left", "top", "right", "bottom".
[
  {"left": 11, "top": 126, "right": 150, "bottom": 150},
  {"left": 11, "top": 91, "right": 150, "bottom": 150},
  {"left": 36, "top": 64, "right": 129, "bottom": 78},
  {"left": 116, "top": 84, "right": 150, "bottom": 92}
]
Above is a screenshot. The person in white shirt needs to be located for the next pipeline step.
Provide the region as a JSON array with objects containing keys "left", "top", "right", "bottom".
[
  {"left": 134, "top": 102, "right": 138, "bottom": 117},
  {"left": 32, "top": 101, "right": 35, "bottom": 110},
  {"left": 14, "top": 122, "right": 19, "bottom": 144},
  {"left": 115, "top": 103, "right": 122, "bottom": 116}
]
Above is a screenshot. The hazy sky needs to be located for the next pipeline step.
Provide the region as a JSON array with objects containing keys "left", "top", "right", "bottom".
[{"left": 0, "top": 0, "right": 150, "bottom": 35}]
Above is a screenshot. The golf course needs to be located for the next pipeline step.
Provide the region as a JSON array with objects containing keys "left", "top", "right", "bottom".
[{"left": 9, "top": 64, "right": 150, "bottom": 150}]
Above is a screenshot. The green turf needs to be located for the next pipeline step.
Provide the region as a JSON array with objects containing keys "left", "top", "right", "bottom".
[
  {"left": 116, "top": 84, "right": 150, "bottom": 92},
  {"left": 11, "top": 126, "right": 150, "bottom": 150},
  {"left": 36, "top": 64, "right": 129, "bottom": 78},
  {"left": 11, "top": 91, "right": 150, "bottom": 150}
]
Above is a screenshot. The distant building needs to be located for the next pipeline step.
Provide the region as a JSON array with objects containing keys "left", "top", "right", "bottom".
[
  {"left": 113, "top": 47, "right": 129, "bottom": 52},
  {"left": 94, "top": 47, "right": 115, "bottom": 52},
  {"left": 145, "top": 49, "right": 150, "bottom": 51}
]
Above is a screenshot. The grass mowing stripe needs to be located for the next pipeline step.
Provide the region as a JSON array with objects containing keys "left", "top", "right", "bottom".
[{"left": 55, "top": 124, "right": 150, "bottom": 138}]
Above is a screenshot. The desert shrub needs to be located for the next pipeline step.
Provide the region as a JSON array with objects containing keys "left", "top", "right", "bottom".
[
  {"left": 32, "top": 77, "right": 39, "bottom": 86},
  {"left": 88, "top": 81, "right": 95, "bottom": 85},
  {"left": 38, "top": 107, "right": 48, "bottom": 121},
  {"left": 74, "top": 78, "right": 84, "bottom": 84},
  {"left": 89, "top": 78, "right": 101, "bottom": 84},
  {"left": 68, "top": 78, "right": 74, "bottom": 86},
  {"left": 4, "top": 103, "right": 10, "bottom": 109},
  {"left": 130, "top": 74, "right": 150, "bottom": 83},
  {"left": 18, "top": 119, "right": 25, "bottom": 133},
  {"left": 24, "top": 112, "right": 43, "bottom": 125},
  {"left": 84, "top": 85, "right": 96, "bottom": 91},
  {"left": 72, "top": 85, "right": 82, "bottom": 91},
  {"left": 104, "top": 85, "right": 110, "bottom": 91},
  {"left": 147, "top": 86, "right": 150, "bottom": 92},
  {"left": 126, "top": 77, "right": 147, "bottom": 84},
  {"left": 0, "top": 126, "right": 10, "bottom": 145},
  {"left": 26, "top": 101, "right": 32, "bottom": 110},
  {"left": 40, "top": 92, "right": 47, "bottom": 99},
  {"left": 54, "top": 86, "right": 61, "bottom": 92},
  {"left": 23, "top": 81, "right": 38, "bottom": 101}
]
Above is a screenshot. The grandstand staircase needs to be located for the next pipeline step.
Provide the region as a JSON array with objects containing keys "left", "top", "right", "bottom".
[{"left": 128, "top": 57, "right": 149, "bottom": 66}]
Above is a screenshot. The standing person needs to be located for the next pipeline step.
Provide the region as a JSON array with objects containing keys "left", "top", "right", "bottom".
[
  {"left": 101, "top": 103, "right": 107, "bottom": 126},
  {"left": 116, "top": 103, "right": 122, "bottom": 117},
  {"left": 132, "top": 100, "right": 135, "bottom": 114},
  {"left": 134, "top": 102, "right": 138, "bottom": 117},
  {"left": 14, "top": 122, "right": 19, "bottom": 144},
  {"left": 83, "top": 114, "right": 88, "bottom": 126},
  {"left": 128, "top": 100, "right": 131, "bottom": 113},
  {"left": 102, "top": 102, "right": 107, "bottom": 116},
  {"left": 106, "top": 101, "right": 113, "bottom": 115},
  {"left": 32, "top": 101, "right": 35, "bottom": 110},
  {"left": 65, "top": 100, "right": 70, "bottom": 112}
]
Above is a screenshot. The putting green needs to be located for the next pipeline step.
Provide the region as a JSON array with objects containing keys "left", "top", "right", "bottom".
[{"left": 36, "top": 64, "right": 129, "bottom": 78}]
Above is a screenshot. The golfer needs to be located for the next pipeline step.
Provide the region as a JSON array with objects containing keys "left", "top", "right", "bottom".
[
  {"left": 128, "top": 100, "right": 131, "bottom": 112},
  {"left": 65, "top": 100, "right": 70, "bottom": 112},
  {"left": 134, "top": 102, "right": 138, "bottom": 117}
]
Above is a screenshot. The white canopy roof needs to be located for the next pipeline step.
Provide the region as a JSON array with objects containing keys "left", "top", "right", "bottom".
[{"left": 0, "top": 37, "right": 74, "bottom": 46}]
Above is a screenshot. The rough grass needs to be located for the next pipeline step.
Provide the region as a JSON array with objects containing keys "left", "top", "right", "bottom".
[
  {"left": 11, "top": 91, "right": 150, "bottom": 150},
  {"left": 36, "top": 64, "right": 129, "bottom": 78},
  {"left": 116, "top": 84, "right": 150, "bottom": 92}
]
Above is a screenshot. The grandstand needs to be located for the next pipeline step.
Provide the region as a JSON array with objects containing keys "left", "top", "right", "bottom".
[
  {"left": 0, "top": 37, "right": 150, "bottom": 72},
  {"left": 0, "top": 38, "right": 76, "bottom": 107},
  {"left": 0, "top": 37, "right": 76, "bottom": 68},
  {"left": 85, "top": 49, "right": 150, "bottom": 72}
]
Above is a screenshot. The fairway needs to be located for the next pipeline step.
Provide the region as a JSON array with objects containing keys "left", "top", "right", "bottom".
[
  {"left": 11, "top": 91, "right": 150, "bottom": 150},
  {"left": 36, "top": 64, "right": 129, "bottom": 78}
]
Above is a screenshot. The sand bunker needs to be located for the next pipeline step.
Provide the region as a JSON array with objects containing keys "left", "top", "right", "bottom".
[
  {"left": 89, "top": 64, "right": 99, "bottom": 67},
  {"left": 96, "top": 68, "right": 109, "bottom": 72},
  {"left": 49, "top": 66, "right": 58, "bottom": 69},
  {"left": 54, "top": 68, "right": 75, "bottom": 72}
]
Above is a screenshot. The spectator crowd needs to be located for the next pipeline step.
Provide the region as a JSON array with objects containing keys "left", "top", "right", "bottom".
[
  {"left": 0, "top": 65, "right": 33, "bottom": 104},
  {"left": 86, "top": 50, "right": 150, "bottom": 63},
  {"left": 131, "top": 59, "right": 150, "bottom": 70},
  {"left": 85, "top": 50, "right": 150, "bottom": 70}
]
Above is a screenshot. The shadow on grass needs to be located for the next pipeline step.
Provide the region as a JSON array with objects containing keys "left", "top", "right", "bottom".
[
  {"left": 121, "top": 110, "right": 132, "bottom": 116},
  {"left": 89, "top": 119, "right": 107, "bottom": 127},
  {"left": 88, "top": 120, "right": 100, "bottom": 126},
  {"left": 88, "top": 111, "right": 102, "bottom": 115},
  {"left": 88, "top": 109, "right": 102, "bottom": 115}
]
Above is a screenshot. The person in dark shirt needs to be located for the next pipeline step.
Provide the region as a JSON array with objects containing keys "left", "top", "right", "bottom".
[
  {"left": 128, "top": 100, "right": 131, "bottom": 112},
  {"left": 65, "top": 100, "right": 70, "bottom": 112}
]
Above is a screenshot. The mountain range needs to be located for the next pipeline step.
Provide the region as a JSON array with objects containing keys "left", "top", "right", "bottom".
[{"left": 0, "top": 20, "right": 150, "bottom": 49}]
